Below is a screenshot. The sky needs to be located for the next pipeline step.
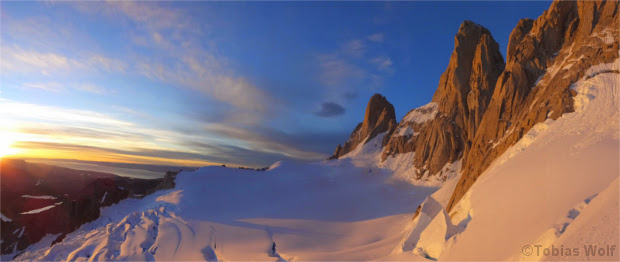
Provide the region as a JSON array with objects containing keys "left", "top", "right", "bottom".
[{"left": 0, "top": 1, "right": 551, "bottom": 168}]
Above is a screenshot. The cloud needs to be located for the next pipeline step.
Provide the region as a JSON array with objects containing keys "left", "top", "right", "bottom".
[
  {"left": 17, "top": 125, "right": 151, "bottom": 142},
  {"left": 71, "top": 1, "right": 276, "bottom": 114},
  {"left": 314, "top": 102, "right": 346, "bottom": 117},
  {"left": 22, "top": 82, "right": 64, "bottom": 92},
  {"left": 179, "top": 141, "right": 297, "bottom": 167},
  {"left": 316, "top": 54, "right": 365, "bottom": 87},
  {"left": 2, "top": 2, "right": 355, "bottom": 168},
  {"left": 0, "top": 100, "right": 132, "bottom": 127},
  {"left": 343, "top": 92, "right": 358, "bottom": 100},
  {"left": 14, "top": 141, "right": 214, "bottom": 164},
  {"left": 6, "top": 1, "right": 277, "bottom": 122},
  {"left": 1, "top": 46, "right": 126, "bottom": 76},
  {"left": 135, "top": 57, "right": 271, "bottom": 113},
  {"left": 371, "top": 56, "right": 394, "bottom": 73},
  {"left": 73, "top": 83, "right": 111, "bottom": 94},
  {"left": 315, "top": 36, "right": 394, "bottom": 96},
  {"left": 14, "top": 139, "right": 308, "bottom": 168},
  {"left": 367, "top": 33, "right": 384, "bottom": 42},
  {"left": 1, "top": 46, "right": 77, "bottom": 74},
  {"left": 343, "top": 39, "right": 365, "bottom": 57},
  {"left": 108, "top": 1, "right": 190, "bottom": 32},
  {"left": 1, "top": 14, "right": 95, "bottom": 53},
  {"left": 87, "top": 55, "right": 127, "bottom": 73},
  {"left": 20, "top": 82, "right": 112, "bottom": 95},
  {"left": 202, "top": 123, "right": 328, "bottom": 160},
  {"left": 369, "top": 74, "right": 385, "bottom": 88},
  {"left": 2, "top": 99, "right": 334, "bottom": 167}
]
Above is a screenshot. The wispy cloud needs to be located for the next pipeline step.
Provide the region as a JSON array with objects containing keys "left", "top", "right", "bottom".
[
  {"left": 202, "top": 123, "right": 328, "bottom": 160},
  {"left": 1, "top": 46, "right": 78, "bottom": 75},
  {"left": 367, "top": 33, "right": 384, "bottom": 42},
  {"left": 371, "top": 56, "right": 394, "bottom": 73},
  {"left": 1, "top": 2, "right": 365, "bottom": 167},
  {"left": 1, "top": 46, "right": 126, "bottom": 76},
  {"left": 2, "top": 99, "right": 330, "bottom": 167},
  {"left": 87, "top": 55, "right": 127, "bottom": 73},
  {"left": 317, "top": 54, "right": 365, "bottom": 87},
  {"left": 67, "top": 1, "right": 276, "bottom": 115},
  {"left": 2, "top": 1, "right": 274, "bottom": 115},
  {"left": 0, "top": 101, "right": 133, "bottom": 127},
  {"left": 22, "top": 82, "right": 64, "bottom": 93},
  {"left": 315, "top": 36, "right": 394, "bottom": 96},
  {"left": 21, "top": 82, "right": 113, "bottom": 95},
  {"left": 343, "top": 39, "right": 366, "bottom": 57},
  {"left": 74, "top": 83, "right": 111, "bottom": 95},
  {"left": 1, "top": 14, "right": 95, "bottom": 53}
]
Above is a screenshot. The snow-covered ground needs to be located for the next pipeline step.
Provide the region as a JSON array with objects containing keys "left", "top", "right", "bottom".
[{"left": 13, "top": 135, "right": 440, "bottom": 261}]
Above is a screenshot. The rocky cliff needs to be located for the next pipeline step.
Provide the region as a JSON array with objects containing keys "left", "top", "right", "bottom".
[
  {"left": 447, "top": 0, "right": 619, "bottom": 211},
  {"left": 0, "top": 159, "right": 179, "bottom": 255},
  {"left": 382, "top": 20, "right": 505, "bottom": 179},
  {"left": 329, "top": 94, "right": 397, "bottom": 159}
]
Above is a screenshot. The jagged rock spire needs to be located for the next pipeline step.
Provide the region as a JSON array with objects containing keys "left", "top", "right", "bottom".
[{"left": 329, "top": 94, "right": 397, "bottom": 159}]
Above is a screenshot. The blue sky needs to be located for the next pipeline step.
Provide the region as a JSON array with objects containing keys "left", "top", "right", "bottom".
[{"left": 0, "top": 1, "right": 551, "bottom": 167}]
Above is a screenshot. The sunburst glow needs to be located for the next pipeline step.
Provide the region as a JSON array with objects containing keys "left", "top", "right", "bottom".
[{"left": 0, "top": 135, "right": 19, "bottom": 157}]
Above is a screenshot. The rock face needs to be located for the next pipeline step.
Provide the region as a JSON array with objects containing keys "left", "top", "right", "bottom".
[
  {"left": 0, "top": 159, "right": 179, "bottom": 255},
  {"left": 382, "top": 20, "right": 505, "bottom": 179},
  {"left": 329, "top": 94, "right": 397, "bottom": 159},
  {"left": 447, "top": 0, "right": 619, "bottom": 211}
]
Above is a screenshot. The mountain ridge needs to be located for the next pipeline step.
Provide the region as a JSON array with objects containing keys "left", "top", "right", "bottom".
[{"left": 328, "top": 0, "right": 619, "bottom": 212}]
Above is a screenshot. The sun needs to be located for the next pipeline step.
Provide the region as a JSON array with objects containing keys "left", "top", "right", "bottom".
[{"left": 0, "top": 136, "right": 19, "bottom": 158}]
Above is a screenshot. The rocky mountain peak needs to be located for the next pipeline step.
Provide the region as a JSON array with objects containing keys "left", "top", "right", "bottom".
[
  {"left": 381, "top": 20, "right": 505, "bottom": 179},
  {"left": 447, "top": 0, "right": 619, "bottom": 211},
  {"left": 457, "top": 20, "right": 491, "bottom": 39},
  {"left": 329, "top": 94, "right": 397, "bottom": 159},
  {"left": 362, "top": 94, "right": 397, "bottom": 136},
  {"left": 432, "top": 20, "right": 504, "bottom": 117}
]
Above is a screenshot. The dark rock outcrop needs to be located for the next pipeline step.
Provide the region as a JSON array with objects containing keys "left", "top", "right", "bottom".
[
  {"left": 328, "top": 144, "right": 343, "bottom": 160},
  {"left": 0, "top": 159, "right": 179, "bottom": 255},
  {"left": 329, "top": 94, "right": 397, "bottom": 159}
]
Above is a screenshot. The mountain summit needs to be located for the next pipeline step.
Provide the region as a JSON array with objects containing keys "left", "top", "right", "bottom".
[
  {"left": 329, "top": 94, "right": 396, "bottom": 159},
  {"left": 335, "top": 20, "right": 505, "bottom": 181}
]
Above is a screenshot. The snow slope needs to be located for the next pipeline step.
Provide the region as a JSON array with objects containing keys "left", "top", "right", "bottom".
[
  {"left": 14, "top": 135, "right": 441, "bottom": 261},
  {"left": 412, "top": 58, "right": 619, "bottom": 260}
]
